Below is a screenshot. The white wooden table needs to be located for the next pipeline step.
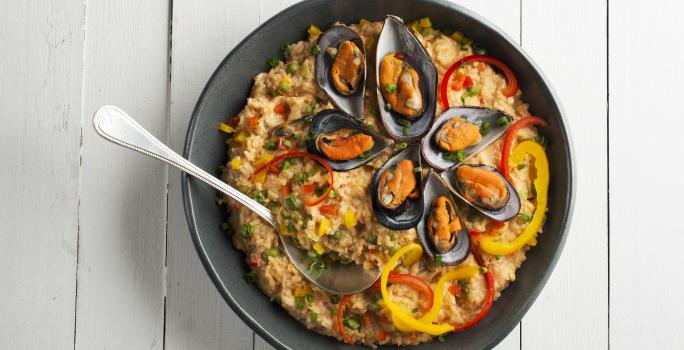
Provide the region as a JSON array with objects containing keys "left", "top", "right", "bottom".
[{"left": 2, "top": 0, "right": 682, "bottom": 349}]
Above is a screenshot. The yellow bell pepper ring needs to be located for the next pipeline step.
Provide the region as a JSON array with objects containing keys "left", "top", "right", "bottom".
[
  {"left": 419, "top": 266, "right": 480, "bottom": 323},
  {"left": 380, "top": 244, "right": 453, "bottom": 335},
  {"left": 480, "top": 140, "right": 549, "bottom": 256}
]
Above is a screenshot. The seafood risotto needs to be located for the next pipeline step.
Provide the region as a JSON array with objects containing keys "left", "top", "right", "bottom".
[{"left": 218, "top": 17, "right": 549, "bottom": 347}]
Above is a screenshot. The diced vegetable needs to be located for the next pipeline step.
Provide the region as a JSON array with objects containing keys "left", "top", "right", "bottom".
[
  {"left": 313, "top": 242, "right": 326, "bottom": 254},
  {"left": 294, "top": 287, "right": 312, "bottom": 297},
  {"left": 230, "top": 158, "right": 241, "bottom": 170},
  {"left": 268, "top": 57, "right": 279, "bottom": 67},
  {"left": 307, "top": 24, "right": 321, "bottom": 38},
  {"left": 343, "top": 211, "right": 357, "bottom": 228},
  {"left": 218, "top": 122, "right": 234, "bottom": 134},
  {"left": 234, "top": 130, "right": 248, "bottom": 143},
  {"left": 317, "top": 218, "right": 331, "bottom": 236}
]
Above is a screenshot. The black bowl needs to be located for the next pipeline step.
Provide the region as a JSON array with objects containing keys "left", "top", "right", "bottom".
[{"left": 182, "top": 0, "right": 575, "bottom": 349}]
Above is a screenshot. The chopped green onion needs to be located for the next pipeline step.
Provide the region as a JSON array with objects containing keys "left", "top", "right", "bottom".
[
  {"left": 366, "top": 235, "right": 377, "bottom": 245},
  {"left": 268, "top": 57, "right": 280, "bottom": 68},
  {"left": 496, "top": 116, "right": 510, "bottom": 127},
  {"left": 343, "top": 318, "right": 361, "bottom": 330},
  {"left": 516, "top": 163, "right": 526, "bottom": 170},
  {"left": 295, "top": 296, "right": 305, "bottom": 310},
  {"left": 520, "top": 212, "right": 533, "bottom": 224},
  {"left": 282, "top": 159, "right": 291, "bottom": 171},
  {"left": 402, "top": 126, "right": 410, "bottom": 136},
  {"left": 495, "top": 255, "right": 501, "bottom": 260},
  {"left": 304, "top": 294, "right": 314, "bottom": 303},
  {"left": 385, "top": 103, "right": 392, "bottom": 111},
  {"left": 333, "top": 229, "right": 347, "bottom": 240},
  {"left": 480, "top": 121, "right": 492, "bottom": 136},
  {"left": 286, "top": 222, "right": 295, "bottom": 233},
  {"left": 244, "top": 271, "right": 258, "bottom": 284},
  {"left": 385, "top": 83, "right": 398, "bottom": 93},
  {"left": 443, "top": 150, "right": 467, "bottom": 162},
  {"left": 309, "top": 312, "right": 318, "bottom": 322},
  {"left": 312, "top": 44, "right": 321, "bottom": 55},
  {"left": 441, "top": 27, "right": 455, "bottom": 36},
  {"left": 239, "top": 224, "right": 255, "bottom": 237},
  {"left": 285, "top": 193, "right": 300, "bottom": 210},
  {"left": 279, "top": 80, "right": 291, "bottom": 93},
  {"left": 398, "top": 142, "right": 408, "bottom": 149},
  {"left": 281, "top": 43, "right": 292, "bottom": 53},
  {"left": 414, "top": 166, "right": 422, "bottom": 173},
  {"left": 330, "top": 294, "right": 341, "bottom": 304},
  {"left": 264, "top": 140, "right": 277, "bottom": 150},
  {"left": 282, "top": 139, "right": 292, "bottom": 148},
  {"left": 437, "top": 335, "right": 446, "bottom": 342},
  {"left": 304, "top": 102, "right": 316, "bottom": 114},
  {"left": 293, "top": 172, "right": 309, "bottom": 184},
  {"left": 434, "top": 255, "right": 443, "bottom": 266},
  {"left": 328, "top": 189, "right": 335, "bottom": 198},
  {"left": 358, "top": 150, "right": 372, "bottom": 160},
  {"left": 533, "top": 136, "right": 548, "bottom": 148},
  {"left": 397, "top": 118, "right": 412, "bottom": 127},
  {"left": 261, "top": 247, "right": 281, "bottom": 262}
]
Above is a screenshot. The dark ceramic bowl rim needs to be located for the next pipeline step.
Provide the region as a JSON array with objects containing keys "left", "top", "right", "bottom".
[{"left": 182, "top": 0, "right": 576, "bottom": 349}]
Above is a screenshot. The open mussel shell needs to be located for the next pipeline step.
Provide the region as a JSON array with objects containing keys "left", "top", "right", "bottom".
[
  {"left": 375, "top": 15, "right": 437, "bottom": 142},
  {"left": 315, "top": 25, "right": 366, "bottom": 120},
  {"left": 422, "top": 106, "right": 512, "bottom": 170},
  {"left": 306, "top": 109, "right": 392, "bottom": 171},
  {"left": 441, "top": 164, "right": 521, "bottom": 222},
  {"left": 270, "top": 116, "right": 313, "bottom": 138},
  {"left": 370, "top": 146, "right": 424, "bottom": 230},
  {"left": 416, "top": 171, "right": 471, "bottom": 266}
]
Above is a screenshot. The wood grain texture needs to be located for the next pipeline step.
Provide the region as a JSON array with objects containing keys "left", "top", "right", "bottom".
[
  {"left": 164, "top": 1, "right": 260, "bottom": 349},
  {"left": 0, "top": 0, "right": 84, "bottom": 348},
  {"left": 75, "top": 1, "right": 169, "bottom": 349},
  {"left": 609, "top": 1, "right": 684, "bottom": 348},
  {"left": 521, "top": 1, "right": 608, "bottom": 349}
]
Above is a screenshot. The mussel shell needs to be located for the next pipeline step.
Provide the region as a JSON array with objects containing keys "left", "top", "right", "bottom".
[
  {"left": 306, "top": 109, "right": 392, "bottom": 171},
  {"left": 370, "top": 146, "right": 424, "bottom": 230},
  {"left": 316, "top": 26, "right": 366, "bottom": 120},
  {"left": 422, "top": 106, "right": 512, "bottom": 170},
  {"left": 416, "top": 171, "right": 471, "bottom": 265},
  {"left": 270, "top": 116, "right": 313, "bottom": 138},
  {"left": 441, "top": 164, "right": 521, "bottom": 221},
  {"left": 375, "top": 15, "right": 437, "bottom": 142}
]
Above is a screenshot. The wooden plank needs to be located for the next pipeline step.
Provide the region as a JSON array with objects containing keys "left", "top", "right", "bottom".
[
  {"left": 0, "top": 0, "right": 84, "bottom": 348},
  {"left": 520, "top": 1, "right": 608, "bottom": 349},
  {"left": 164, "top": 1, "right": 260, "bottom": 349},
  {"left": 609, "top": 1, "right": 684, "bottom": 349},
  {"left": 75, "top": 1, "right": 169, "bottom": 349}
]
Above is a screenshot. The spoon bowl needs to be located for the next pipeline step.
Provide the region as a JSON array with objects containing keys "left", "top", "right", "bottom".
[{"left": 92, "top": 105, "right": 380, "bottom": 295}]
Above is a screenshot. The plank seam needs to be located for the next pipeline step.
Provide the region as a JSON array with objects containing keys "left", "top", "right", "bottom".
[
  {"left": 73, "top": 0, "right": 89, "bottom": 348},
  {"left": 605, "top": 0, "right": 610, "bottom": 349},
  {"left": 162, "top": 0, "right": 174, "bottom": 349}
]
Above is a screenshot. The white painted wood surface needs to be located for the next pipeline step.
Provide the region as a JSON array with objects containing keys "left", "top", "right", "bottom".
[{"left": 2, "top": 0, "right": 679, "bottom": 349}]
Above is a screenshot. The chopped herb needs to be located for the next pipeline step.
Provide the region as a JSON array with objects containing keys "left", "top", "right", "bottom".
[
  {"left": 282, "top": 159, "right": 291, "bottom": 171},
  {"left": 358, "top": 150, "right": 372, "bottom": 160},
  {"left": 281, "top": 43, "right": 292, "bottom": 54},
  {"left": 480, "top": 121, "right": 492, "bottom": 136},
  {"left": 286, "top": 222, "right": 295, "bottom": 233},
  {"left": 268, "top": 57, "right": 280, "bottom": 68},
  {"left": 307, "top": 249, "right": 318, "bottom": 258},
  {"left": 291, "top": 211, "right": 303, "bottom": 222},
  {"left": 479, "top": 266, "right": 487, "bottom": 274},
  {"left": 534, "top": 135, "right": 548, "bottom": 148},
  {"left": 304, "top": 294, "right": 314, "bottom": 304},
  {"left": 414, "top": 166, "right": 422, "bottom": 173},
  {"left": 309, "top": 312, "right": 318, "bottom": 322},
  {"left": 280, "top": 209, "right": 290, "bottom": 219},
  {"left": 293, "top": 172, "right": 309, "bottom": 184},
  {"left": 312, "top": 44, "right": 321, "bottom": 55},
  {"left": 458, "top": 280, "right": 470, "bottom": 294},
  {"left": 398, "top": 142, "right": 408, "bottom": 149},
  {"left": 385, "top": 103, "right": 392, "bottom": 111},
  {"left": 372, "top": 291, "right": 382, "bottom": 301},
  {"left": 443, "top": 150, "right": 468, "bottom": 162},
  {"left": 397, "top": 118, "right": 412, "bottom": 127},
  {"left": 264, "top": 140, "right": 277, "bottom": 150},
  {"left": 328, "top": 189, "right": 335, "bottom": 198},
  {"left": 495, "top": 255, "right": 501, "bottom": 260},
  {"left": 388, "top": 231, "right": 397, "bottom": 241},
  {"left": 412, "top": 307, "right": 419, "bottom": 313},
  {"left": 434, "top": 255, "right": 443, "bottom": 266},
  {"left": 307, "top": 255, "right": 326, "bottom": 279},
  {"left": 285, "top": 193, "right": 300, "bottom": 210},
  {"left": 496, "top": 116, "right": 510, "bottom": 127},
  {"left": 366, "top": 235, "right": 377, "bottom": 245},
  {"left": 286, "top": 63, "right": 298, "bottom": 74},
  {"left": 244, "top": 271, "right": 258, "bottom": 284},
  {"left": 385, "top": 83, "right": 398, "bottom": 93},
  {"left": 402, "top": 126, "right": 410, "bottom": 136},
  {"left": 520, "top": 212, "right": 533, "bottom": 223},
  {"left": 282, "top": 139, "right": 292, "bottom": 148},
  {"left": 261, "top": 247, "right": 281, "bottom": 262},
  {"left": 330, "top": 294, "right": 341, "bottom": 304},
  {"left": 517, "top": 163, "right": 527, "bottom": 170},
  {"left": 304, "top": 102, "right": 316, "bottom": 114},
  {"left": 441, "top": 27, "right": 455, "bottom": 36},
  {"left": 239, "top": 224, "right": 255, "bottom": 237},
  {"left": 295, "top": 296, "right": 305, "bottom": 310},
  {"left": 344, "top": 318, "right": 361, "bottom": 330},
  {"left": 437, "top": 335, "right": 446, "bottom": 343},
  {"left": 333, "top": 229, "right": 347, "bottom": 240},
  {"left": 465, "top": 86, "right": 480, "bottom": 96},
  {"left": 314, "top": 183, "right": 329, "bottom": 197},
  {"left": 330, "top": 306, "right": 337, "bottom": 315}
]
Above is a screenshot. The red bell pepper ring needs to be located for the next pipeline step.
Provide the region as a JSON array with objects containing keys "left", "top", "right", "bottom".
[
  {"left": 249, "top": 151, "right": 333, "bottom": 206},
  {"left": 337, "top": 295, "right": 354, "bottom": 344},
  {"left": 370, "top": 272, "right": 434, "bottom": 312},
  {"left": 451, "top": 239, "right": 495, "bottom": 332},
  {"left": 440, "top": 54, "right": 519, "bottom": 108},
  {"left": 499, "top": 116, "right": 548, "bottom": 182}
]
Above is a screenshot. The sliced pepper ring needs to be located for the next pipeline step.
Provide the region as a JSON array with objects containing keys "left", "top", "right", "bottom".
[
  {"left": 481, "top": 140, "right": 549, "bottom": 255},
  {"left": 440, "top": 54, "right": 519, "bottom": 108}
]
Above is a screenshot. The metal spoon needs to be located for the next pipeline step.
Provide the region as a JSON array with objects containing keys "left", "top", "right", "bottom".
[{"left": 92, "top": 105, "right": 380, "bottom": 294}]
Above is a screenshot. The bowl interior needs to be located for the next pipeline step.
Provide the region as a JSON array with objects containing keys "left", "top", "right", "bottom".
[{"left": 182, "top": 0, "right": 574, "bottom": 349}]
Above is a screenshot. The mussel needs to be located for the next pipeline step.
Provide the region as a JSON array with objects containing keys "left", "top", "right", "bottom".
[
  {"left": 422, "top": 106, "right": 512, "bottom": 170},
  {"left": 316, "top": 26, "right": 367, "bottom": 120},
  {"left": 375, "top": 15, "right": 437, "bottom": 142},
  {"left": 416, "top": 171, "right": 471, "bottom": 265},
  {"left": 307, "top": 110, "right": 392, "bottom": 171},
  {"left": 441, "top": 164, "right": 521, "bottom": 222},
  {"left": 371, "top": 146, "right": 424, "bottom": 229}
]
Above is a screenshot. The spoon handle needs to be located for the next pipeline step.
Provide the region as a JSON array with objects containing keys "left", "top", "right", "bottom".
[{"left": 92, "top": 105, "right": 274, "bottom": 226}]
